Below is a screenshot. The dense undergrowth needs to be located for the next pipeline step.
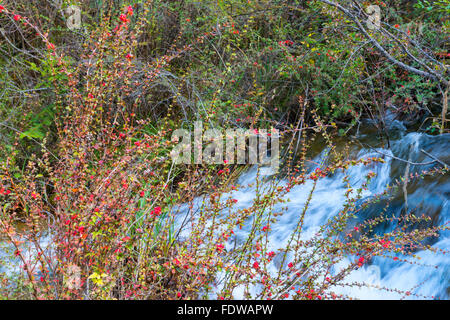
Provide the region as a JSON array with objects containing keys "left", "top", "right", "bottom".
[{"left": 0, "top": 0, "right": 448, "bottom": 299}]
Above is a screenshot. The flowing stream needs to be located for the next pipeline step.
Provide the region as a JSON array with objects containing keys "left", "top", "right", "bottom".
[
  {"left": 1, "top": 118, "right": 448, "bottom": 299},
  {"left": 177, "top": 118, "right": 449, "bottom": 299}
]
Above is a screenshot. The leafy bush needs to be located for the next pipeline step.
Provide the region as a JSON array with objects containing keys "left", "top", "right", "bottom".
[{"left": 0, "top": 1, "right": 448, "bottom": 300}]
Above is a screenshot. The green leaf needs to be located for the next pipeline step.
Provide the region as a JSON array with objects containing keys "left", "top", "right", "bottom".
[{"left": 19, "top": 126, "right": 45, "bottom": 140}]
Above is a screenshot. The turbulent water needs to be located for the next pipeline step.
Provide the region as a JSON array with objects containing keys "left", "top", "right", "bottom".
[
  {"left": 1, "top": 119, "right": 449, "bottom": 299},
  {"left": 176, "top": 119, "right": 449, "bottom": 300}
]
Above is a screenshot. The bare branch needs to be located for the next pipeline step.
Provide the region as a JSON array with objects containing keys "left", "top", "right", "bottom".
[{"left": 318, "top": 0, "right": 449, "bottom": 86}]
